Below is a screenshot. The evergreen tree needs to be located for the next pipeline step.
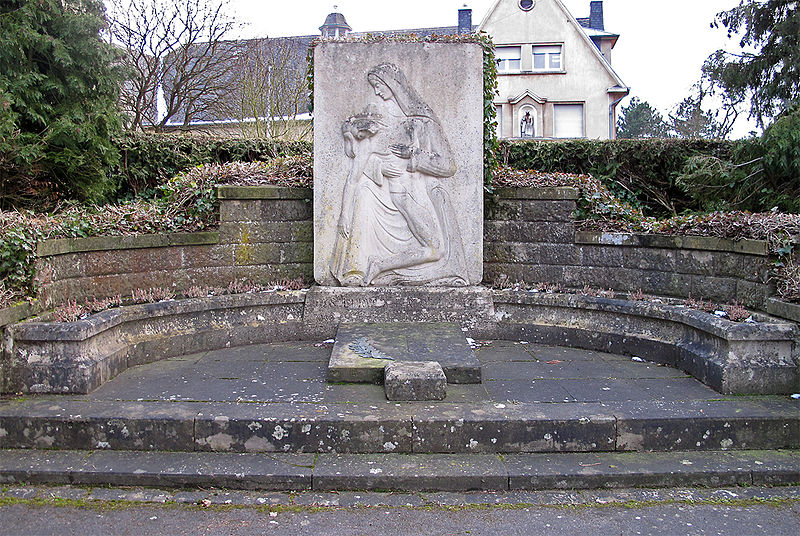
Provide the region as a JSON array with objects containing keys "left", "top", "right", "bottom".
[
  {"left": 0, "top": 0, "right": 124, "bottom": 206},
  {"left": 617, "top": 97, "right": 670, "bottom": 139},
  {"left": 708, "top": 0, "right": 800, "bottom": 127}
]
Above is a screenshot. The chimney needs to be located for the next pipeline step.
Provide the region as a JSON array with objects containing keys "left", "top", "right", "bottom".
[
  {"left": 590, "top": 1, "right": 604, "bottom": 30},
  {"left": 458, "top": 5, "right": 472, "bottom": 35}
]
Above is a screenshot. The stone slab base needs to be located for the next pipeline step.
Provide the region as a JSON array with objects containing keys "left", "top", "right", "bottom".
[
  {"left": 1, "top": 449, "right": 797, "bottom": 492},
  {"left": 303, "top": 286, "right": 496, "bottom": 339},
  {"left": 327, "top": 322, "right": 482, "bottom": 384}
]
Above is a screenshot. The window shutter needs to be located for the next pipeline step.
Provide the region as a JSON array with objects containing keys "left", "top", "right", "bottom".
[{"left": 554, "top": 104, "right": 584, "bottom": 138}]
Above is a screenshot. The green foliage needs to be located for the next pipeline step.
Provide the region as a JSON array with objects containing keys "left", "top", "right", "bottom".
[
  {"left": 676, "top": 108, "right": 800, "bottom": 213},
  {"left": 478, "top": 32, "right": 500, "bottom": 186},
  {"left": 111, "top": 133, "right": 312, "bottom": 196},
  {"left": 708, "top": 0, "right": 800, "bottom": 127},
  {"left": 0, "top": 225, "right": 42, "bottom": 298},
  {"left": 0, "top": 0, "right": 124, "bottom": 206},
  {"left": 617, "top": 97, "right": 670, "bottom": 139},
  {"left": 675, "top": 155, "right": 740, "bottom": 211},
  {"left": 502, "top": 138, "right": 741, "bottom": 216},
  {"left": 760, "top": 109, "right": 800, "bottom": 195}
]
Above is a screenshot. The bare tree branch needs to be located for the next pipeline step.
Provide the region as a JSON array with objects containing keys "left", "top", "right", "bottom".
[
  {"left": 107, "top": 0, "right": 243, "bottom": 131},
  {"left": 214, "top": 37, "right": 311, "bottom": 139}
]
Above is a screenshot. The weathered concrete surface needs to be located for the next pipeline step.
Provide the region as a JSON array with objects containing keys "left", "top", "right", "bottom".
[
  {"left": 193, "top": 402, "right": 414, "bottom": 454},
  {"left": 384, "top": 361, "right": 447, "bottom": 401},
  {"left": 313, "top": 42, "right": 483, "bottom": 287},
  {"left": 328, "top": 322, "right": 481, "bottom": 384},
  {"left": 3, "top": 397, "right": 797, "bottom": 454},
  {"left": 6, "top": 292, "right": 307, "bottom": 394},
  {"left": 0, "top": 399, "right": 197, "bottom": 451},
  {"left": 304, "top": 286, "right": 496, "bottom": 339},
  {"left": 1, "top": 449, "right": 798, "bottom": 492}
]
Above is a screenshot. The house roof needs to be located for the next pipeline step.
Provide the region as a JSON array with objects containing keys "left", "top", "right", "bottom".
[
  {"left": 351, "top": 25, "right": 473, "bottom": 38},
  {"left": 162, "top": 1, "right": 628, "bottom": 126}
]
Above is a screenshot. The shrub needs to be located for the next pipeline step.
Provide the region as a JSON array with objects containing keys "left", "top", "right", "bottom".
[
  {"left": 0, "top": 0, "right": 124, "bottom": 207},
  {"left": 676, "top": 110, "right": 800, "bottom": 214},
  {"left": 501, "top": 138, "right": 742, "bottom": 217},
  {"left": 111, "top": 133, "right": 312, "bottom": 197}
]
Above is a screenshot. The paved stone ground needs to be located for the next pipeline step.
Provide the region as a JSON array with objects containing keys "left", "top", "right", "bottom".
[
  {"left": 1, "top": 485, "right": 799, "bottom": 536},
  {"left": 2, "top": 340, "right": 797, "bottom": 492},
  {"left": 85, "top": 340, "right": 720, "bottom": 405}
]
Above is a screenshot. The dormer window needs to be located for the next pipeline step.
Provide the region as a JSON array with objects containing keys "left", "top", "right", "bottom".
[
  {"left": 532, "top": 45, "right": 562, "bottom": 71},
  {"left": 496, "top": 46, "right": 521, "bottom": 72}
]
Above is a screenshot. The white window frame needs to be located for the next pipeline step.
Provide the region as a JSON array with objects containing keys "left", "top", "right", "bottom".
[
  {"left": 496, "top": 46, "right": 522, "bottom": 73},
  {"left": 532, "top": 44, "right": 563, "bottom": 72}
]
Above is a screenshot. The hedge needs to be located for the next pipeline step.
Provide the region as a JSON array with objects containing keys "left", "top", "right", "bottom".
[
  {"left": 111, "top": 133, "right": 312, "bottom": 197},
  {"left": 500, "top": 138, "right": 745, "bottom": 217}
]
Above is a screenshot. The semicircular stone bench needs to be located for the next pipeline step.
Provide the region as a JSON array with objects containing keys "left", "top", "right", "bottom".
[{"left": 3, "top": 287, "right": 797, "bottom": 396}]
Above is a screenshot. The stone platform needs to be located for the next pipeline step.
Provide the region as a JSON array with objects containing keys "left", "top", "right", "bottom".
[
  {"left": 327, "top": 322, "right": 481, "bottom": 384},
  {"left": 1, "top": 340, "right": 799, "bottom": 492}
]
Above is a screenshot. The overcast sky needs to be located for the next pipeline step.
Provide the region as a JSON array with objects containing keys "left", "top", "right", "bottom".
[
  {"left": 111, "top": 0, "right": 754, "bottom": 136},
  {"left": 224, "top": 0, "right": 753, "bottom": 136}
]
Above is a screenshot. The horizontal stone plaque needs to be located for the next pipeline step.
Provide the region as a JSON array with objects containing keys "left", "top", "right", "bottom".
[{"left": 328, "top": 322, "right": 482, "bottom": 384}]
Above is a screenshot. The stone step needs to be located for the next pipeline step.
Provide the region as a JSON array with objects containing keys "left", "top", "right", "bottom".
[
  {"left": 0, "top": 449, "right": 798, "bottom": 492},
  {"left": 1, "top": 398, "right": 798, "bottom": 453}
]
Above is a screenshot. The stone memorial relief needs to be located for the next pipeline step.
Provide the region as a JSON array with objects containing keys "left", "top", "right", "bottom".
[
  {"left": 331, "top": 63, "right": 468, "bottom": 287},
  {"left": 314, "top": 43, "right": 484, "bottom": 287}
]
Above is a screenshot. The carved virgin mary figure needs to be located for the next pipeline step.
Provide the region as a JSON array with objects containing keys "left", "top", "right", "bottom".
[{"left": 330, "top": 63, "right": 468, "bottom": 287}]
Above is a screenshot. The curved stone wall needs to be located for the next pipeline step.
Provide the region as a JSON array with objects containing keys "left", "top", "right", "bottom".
[
  {"left": 29, "top": 185, "right": 787, "bottom": 314},
  {"left": 4, "top": 288, "right": 797, "bottom": 395},
  {"left": 7, "top": 291, "right": 306, "bottom": 394},
  {"left": 484, "top": 187, "right": 777, "bottom": 309},
  {"left": 34, "top": 186, "right": 314, "bottom": 310}
]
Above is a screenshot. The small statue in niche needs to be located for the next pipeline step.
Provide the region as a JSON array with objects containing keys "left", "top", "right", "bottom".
[
  {"left": 520, "top": 110, "right": 535, "bottom": 138},
  {"left": 331, "top": 63, "right": 468, "bottom": 287}
]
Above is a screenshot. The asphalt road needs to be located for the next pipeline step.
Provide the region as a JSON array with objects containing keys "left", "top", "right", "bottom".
[{"left": 2, "top": 499, "right": 800, "bottom": 536}]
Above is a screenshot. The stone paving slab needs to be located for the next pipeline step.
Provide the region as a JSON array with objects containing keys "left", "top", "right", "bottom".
[
  {"left": 410, "top": 402, "right": 618, "bottom": 453},
  {"left": 2, "top": 398, "right": 798, "bottom": 454},
  {"left": 193, "top": 402, "right": 415, "bottom": 454},
  {"left": 313, "top": 453, "right": 508, "bottom": 491},
  {"left": 613, "top": 399, "right": 800, "bottom": 452},
  {"left": 0, "top": 399, "right": 197, "bottom": 451},
  {"left": 328, "top": 323, "right": 481, "bottom": 384},
  {"left": 504, "top": 451, "right": 758, "bottom": 490},
  {"left": 1, "top": 450, "right": 798, "bottom": 492},
  {"left": 0, "top": 450, "right": 84, "bottom": 485}
]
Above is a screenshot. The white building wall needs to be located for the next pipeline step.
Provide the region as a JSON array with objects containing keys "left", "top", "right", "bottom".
[{"left": 481, "top": 0, "right": 627, "bottom": 139}]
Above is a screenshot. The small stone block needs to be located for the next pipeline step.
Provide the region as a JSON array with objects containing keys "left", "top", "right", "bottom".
[{"left": 385, "top": 361, "right": 447, "bottom": 401}]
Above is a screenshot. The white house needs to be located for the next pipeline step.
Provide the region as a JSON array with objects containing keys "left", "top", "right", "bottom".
[{"left": 480, "top": 0, "right": 629, "bottom": 139}]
